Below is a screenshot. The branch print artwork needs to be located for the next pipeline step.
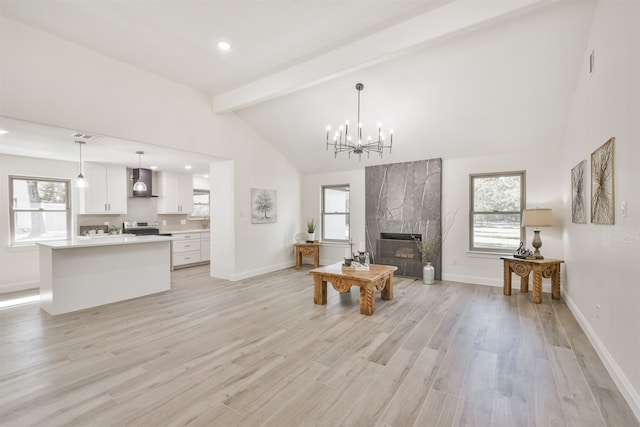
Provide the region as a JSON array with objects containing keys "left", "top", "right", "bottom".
[
  {"left": 590, "top": 137, "right": 614, "bottom": 225},
  {"left": 571, "top": 159, "right": 587, "bottom": 223}
]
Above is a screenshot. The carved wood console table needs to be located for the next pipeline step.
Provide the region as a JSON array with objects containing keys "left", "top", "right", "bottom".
[
  {"left": 295, "top": 242, "right": 320, "bottom": 270},
  {"left": 310, "top": 263, "right": 397, "bottom": 315},
  {"left": 501, "top": 256, "right": 564, "bottom": 304}
]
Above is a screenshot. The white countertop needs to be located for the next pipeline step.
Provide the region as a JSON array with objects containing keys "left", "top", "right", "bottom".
[
  {"left": 37, "top": 234, "right": 173, "bottom": 249},
  {"left": 160, "top": 229, "right": 209, "bottom": 235}
]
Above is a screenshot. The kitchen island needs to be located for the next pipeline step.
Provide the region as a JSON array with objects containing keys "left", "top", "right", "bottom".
[{"left": 38, "top": 235, "right": 172, "bottom": 315}]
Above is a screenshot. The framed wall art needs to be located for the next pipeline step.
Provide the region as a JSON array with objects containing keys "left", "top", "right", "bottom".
[
  {"left": 251, "top": 188, "right": 277, "bottom": 224},
  {"left": 571, "top": 159, "right": 587, "bottom": 223},
  {"left": 590, "top": 137, "right": 615, "bottom": 225}
]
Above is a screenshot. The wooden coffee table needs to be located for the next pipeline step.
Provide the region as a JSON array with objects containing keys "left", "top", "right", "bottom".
[{"left": 310, "top": 263, "right": 397, "bottom": 315}]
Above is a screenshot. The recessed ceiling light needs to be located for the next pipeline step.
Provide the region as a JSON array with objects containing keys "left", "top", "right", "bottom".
[
  {"left": 185, "top": 165, "right": 192, "bottom": 170},
  {"left": 203, "top": 174, "right": 209, "bottom": 178},
  {"left": 0, "top": 129, "right": 9, "bottom": 135},
  {"left": 217, "top": 41, "right": 231, "bottom": 51},
  {"left": 149, "top": 165, "right": 158, "bottom": 170}
]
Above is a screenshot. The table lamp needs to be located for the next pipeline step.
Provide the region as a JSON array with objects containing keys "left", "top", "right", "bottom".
[{"left": 521, "top": 208, "right": 553, "bottom": 259}]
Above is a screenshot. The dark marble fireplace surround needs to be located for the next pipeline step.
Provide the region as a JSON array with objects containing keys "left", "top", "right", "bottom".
[{"left": 365, "top": 159, "right": 442, "bottom": 279}]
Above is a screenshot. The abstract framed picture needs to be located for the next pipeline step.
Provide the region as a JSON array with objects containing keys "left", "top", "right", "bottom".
[
  {"left": 571, "top": 159, "right": 587, "bottom": 223},
  {"left": 591, "top": 137, "right": 615, "bottom": 225},
  {"left": 251, "top": 188, "right": 277, "bottom": 224}
]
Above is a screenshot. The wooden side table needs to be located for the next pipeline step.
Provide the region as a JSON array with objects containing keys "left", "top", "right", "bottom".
[
  {"left": 500, "top": 256, "right": 564, "bottom": 303},
  {"left": 295, "top": 242, "right": 319, "bottom": 269}
]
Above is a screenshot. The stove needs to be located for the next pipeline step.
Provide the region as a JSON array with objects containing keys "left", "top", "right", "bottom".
[{"left": 123, "top": 221, "right": 161, "bottom": 236}]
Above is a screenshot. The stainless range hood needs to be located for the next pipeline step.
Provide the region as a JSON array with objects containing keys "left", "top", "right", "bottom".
[{"left": 132, "top": 168, "right": 153, "bottom": 197}]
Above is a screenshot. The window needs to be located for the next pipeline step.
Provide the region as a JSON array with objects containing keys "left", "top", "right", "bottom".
[
  {"left": 190, "top": 189, "right": 210, "bottom": 219},
  {"left": 470, "top": 171, "right": 525, "bottom": 252},
  {"left": 9, "top": 176, "right": 71, "bottom": 245},
  {"left": 322, "top": 184, "right": 350, "bottom": 241}
]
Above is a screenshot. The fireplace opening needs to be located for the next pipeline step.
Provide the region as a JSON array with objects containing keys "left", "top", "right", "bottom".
[{"left": 376, "top": 233, "right": 422, "bottom": 277}]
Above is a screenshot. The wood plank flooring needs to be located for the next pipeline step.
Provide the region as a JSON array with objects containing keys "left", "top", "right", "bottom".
[{"left": 0, "top": 265, "right": 637, "bottom": 427}]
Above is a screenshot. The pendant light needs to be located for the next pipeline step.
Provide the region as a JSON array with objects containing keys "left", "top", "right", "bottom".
[
  {"left": 75, "top": 141, "right": 88, "bottom": 188},
  {"left": 133, "top": 151, "right": 147, "bottom": 192}
]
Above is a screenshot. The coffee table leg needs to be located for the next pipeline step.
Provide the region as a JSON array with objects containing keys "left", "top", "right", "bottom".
[
  {"left": 381, "top": 274, "right": 393, "bottom": 300},
  {"left": 314, "top": 276, "right": 327, "bottom": 305},
  {"left": 359, "top": 285, "right": 374, "bottom": 315}
]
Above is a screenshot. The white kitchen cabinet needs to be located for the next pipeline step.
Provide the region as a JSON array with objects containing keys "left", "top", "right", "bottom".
[
  {"left": 157, "top": 171, "right": 193, "bottom": 214},
  {"left": 201, "top": 232, "right": 210, "bottom": 262},
  {"left": 78, "top": 162, "right": 127, "bottom": 214},
  {"left": 172, "top": 232, "right": 201, "bottom": 268},
  {"left": 171, "top": 231, "right": 210, "bottom": 268}
]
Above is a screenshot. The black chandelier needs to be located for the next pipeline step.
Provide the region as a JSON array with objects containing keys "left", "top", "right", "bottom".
[{"left": 325, "top": 83, "right": 393, "bottom": 160}]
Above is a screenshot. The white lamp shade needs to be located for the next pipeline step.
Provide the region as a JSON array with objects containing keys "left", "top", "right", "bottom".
[{"left": 521, "top": 208, "right": 553, "bottom": 227}]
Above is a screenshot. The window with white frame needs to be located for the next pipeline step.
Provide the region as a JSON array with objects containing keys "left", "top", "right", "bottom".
[
  {"left": 189, "top": 189, "right": 210, "bottom": 219},
  {"left": 322, "top": 184, "right": 350, "bottom": 241},
  {"left": 470, "top": 171, "right": 525, "bottom": 252},
  {"left": 9, "top": 176, "right": 71, "bottom": 245}
]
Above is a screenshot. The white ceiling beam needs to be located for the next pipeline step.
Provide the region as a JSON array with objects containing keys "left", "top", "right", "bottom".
[{"left": 213, "top": 0, "right": 551, "bottom": 113}]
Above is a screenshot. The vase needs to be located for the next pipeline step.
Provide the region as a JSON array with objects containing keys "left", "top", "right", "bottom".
[
  {"left": 307, "top": 232, "right": 315, "bottom": 242},
  {"left": 423, "top": 262, "right": 435, "bottom": 285}
]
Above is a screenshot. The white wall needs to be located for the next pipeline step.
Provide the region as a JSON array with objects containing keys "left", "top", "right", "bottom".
[
  {"left": 441, "top": 151, "right": 565, "bottom": 288},
  {"left": 0, "top": 16, "right": 302, "bottom": 285},
  {"left": 301, "top": 169, "right": 365, "bottom": 265},
  {"left": 561, "top": 0, "right": 640, "bottom": 418}
]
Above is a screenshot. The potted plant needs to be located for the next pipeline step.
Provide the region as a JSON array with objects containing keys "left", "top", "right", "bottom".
[{"left": 307, "top": 219, "right": 316, "bottom": 242}]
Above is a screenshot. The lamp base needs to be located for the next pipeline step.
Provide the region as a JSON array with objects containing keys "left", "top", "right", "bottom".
[{"left": 531, "top": 229, "right": 544, "bottom": 259}]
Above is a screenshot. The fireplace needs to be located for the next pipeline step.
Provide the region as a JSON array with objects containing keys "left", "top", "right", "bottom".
[
  {"left": 365, "top": 158, "right": 442, "bottom": 280},
  {"left": 376, "top": 233, "right": 422, "bottom": 277}
]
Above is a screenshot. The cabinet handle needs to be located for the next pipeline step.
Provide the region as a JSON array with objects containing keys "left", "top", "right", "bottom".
[
  {"left": 185, "top": 245, "right": 191, "bottom": 248},
  {"left": 184, "top": 257, "right": 190, "bottom": 260}
]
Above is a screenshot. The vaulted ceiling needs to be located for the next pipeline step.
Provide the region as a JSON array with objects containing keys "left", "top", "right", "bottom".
[{"left": 0, "top": 0, "right": 596, "bottom": 173}]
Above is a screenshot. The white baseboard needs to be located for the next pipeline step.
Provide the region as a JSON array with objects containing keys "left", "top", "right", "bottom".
[
  {"left": 0, "top": 280, "right": 39, "bottom": 294},
  {"left": 563, "top": 293, "right": 640, "bottom": 422},
  {"left": 229, "top": 260, "right": 296, "bottom": 281},
  {"left": 442, "top": 273, "right": 554, "bottom": 293}
]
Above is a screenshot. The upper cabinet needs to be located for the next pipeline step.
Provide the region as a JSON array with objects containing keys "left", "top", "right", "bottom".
[
  {"left": 78, "top": 162, "right": 127, "bottom": 214},
  {"left": 157, "top": 171, "right": 193, "bottom": 214}
]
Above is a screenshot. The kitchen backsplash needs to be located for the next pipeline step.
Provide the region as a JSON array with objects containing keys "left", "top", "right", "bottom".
[{"left": 76, "top": 197, "right": 208, "bottom": 234}]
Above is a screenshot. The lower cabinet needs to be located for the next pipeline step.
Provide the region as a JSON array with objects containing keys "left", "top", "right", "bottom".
[
  {"left": 172, "top": 231, "right": 210, "bottom": 269},
  {"left": 201, "top": 236, "right": 210, "bottom": 262}
]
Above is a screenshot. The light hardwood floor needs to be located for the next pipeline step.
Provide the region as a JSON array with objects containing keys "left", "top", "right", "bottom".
[{"left": 1, "top": 265, "right": 637, "bottom": 427}]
